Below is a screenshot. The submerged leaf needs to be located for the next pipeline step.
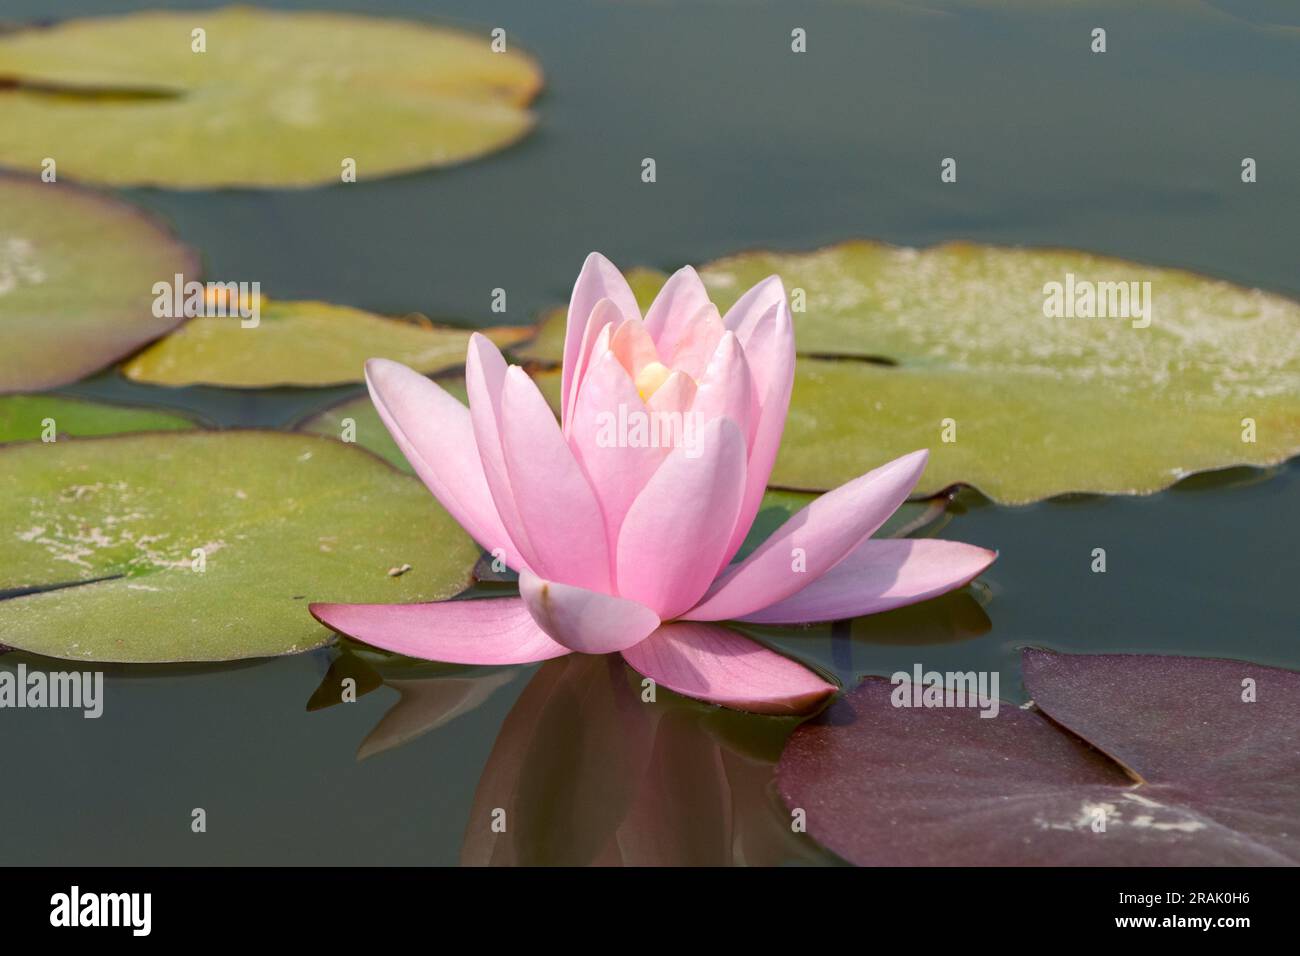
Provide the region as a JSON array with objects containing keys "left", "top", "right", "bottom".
[
  {"left": 0, "top": 175, "right": 197, "bottom": 392},
  {"left": 0, "top": 8, "right": 543, "bottom": 188},
  {"left": 776, "top": 649, "right": 1300, "bottom": 865},
  {"left": 0, "top": 432, "right": 480, "bottom": 662}
]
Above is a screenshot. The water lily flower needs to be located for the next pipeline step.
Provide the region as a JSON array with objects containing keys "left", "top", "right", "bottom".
[{"left": 311, "top": 254, "right": 995, "bottom": 714}]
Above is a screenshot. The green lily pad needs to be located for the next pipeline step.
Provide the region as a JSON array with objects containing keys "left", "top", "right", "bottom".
[
  {"left": 0, "top": 394, "right": 200, "bottom": 443},
  {"left": 123, "top": 300, "right": 529, "bottom": 388},
  {"left": 525, "top": 244, "right": 1300, "bottom": 504},
  {"left": 0, "top": 431, "right": 480, "bottom": 662},
  {"left": 0, "top": 8, "right": 543, "bottom": 188},
  {"left": 297, "top": 379, "right": 469, "bottom": 470},
  {"left": 0, "top": 175, "right": 197, "bottom": 392}
]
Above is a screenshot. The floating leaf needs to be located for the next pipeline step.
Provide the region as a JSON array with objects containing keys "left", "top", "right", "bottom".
[
  {"left": 525, "top": 244, "right": 1300, "bottom": 503},
  {"left": 0, "top": 175, "right": 197, "bottom": 392},
  {"left": 123, "top": 301, "right": 528, "bottom": 388},
  {"left": 0, "top": 394, "right": 199, "bottom": 443},
  {"left": 0, "top": 432, "right": 480, "bottom": 662},
  {"left": 709, "top": 242, "right": 1300, "bottom": 502},
  {"left": 0, "top": 8, "right": 543, "bottom": 188},
  {"left": 776, "top": 649, "right": 1300, "bottom": 865}
]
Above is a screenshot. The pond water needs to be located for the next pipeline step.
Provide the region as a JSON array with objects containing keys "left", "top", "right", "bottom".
[{"left": 2, "top": 0, "right": 1297, "bottom": 864}]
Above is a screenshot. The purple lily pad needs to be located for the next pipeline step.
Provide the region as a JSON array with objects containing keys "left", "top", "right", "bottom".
[
  {"left": 776, "top": 649, "right": 1300, "bottom": 865},
  {"left": 0, "top": 175, "right": 197, "bottom": 392}
]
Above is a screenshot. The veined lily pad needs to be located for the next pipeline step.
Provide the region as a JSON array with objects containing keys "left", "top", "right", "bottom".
[
  {"left": 524, "top": 245, "right": 1300, "bottom": 503},
  {"left": 0, "top": 432, "right": 480, "bottom": 662},
  {"left": 0, "top": 8, "right": 543, "bottom": 188},
  {"left": 0, "top": 175, "right": 197, "bottom": 392},
  {"left": 0, "top": 394, "right": 199, "bottom": 442},
  {"left": 123, "top": 301, "right": 528, "bottom": 388},
  {"left": 777, "top": 649, "right": 1300, "bottom": 866}
]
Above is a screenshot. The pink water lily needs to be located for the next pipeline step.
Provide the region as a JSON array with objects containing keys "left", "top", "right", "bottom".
[{"left": 311, "top": 253, "right": 995, "bottom": 714}]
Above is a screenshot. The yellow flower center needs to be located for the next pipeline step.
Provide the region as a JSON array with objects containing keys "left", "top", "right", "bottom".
[{"left": 634, "top": 361, "right": 673, "bottom": 400}]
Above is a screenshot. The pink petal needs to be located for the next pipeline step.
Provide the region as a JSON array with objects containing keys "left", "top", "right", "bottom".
[
  {"left": 722, "top": 274, "right": 785, "bottom": 338},
  {"left": 667, "top": 304, "right": 725, "bottom": 381},
  {"left": 364, "top": 358, "right": 523, "bottom": 568},
  {"left": 621, "top": 621, "right": 836, "bottom": 715},
  {"left": 686, "top": 449, "right": 929, "bottom": 622},
  {"left": 465, "top": 335, "right": 539, "bottom": 569},
  {"left": 519, "top": 571, "right": 661, "bottom": 654},
  {"left": 567, "top": 350, "right": 667, "bottom": 546},
  {"left": 691, "top": 331, "right": 758, "bottom": 448},
  {"left": 309, "top": 598, "right": 569, "bottom": 665},
  {"left": 563, "top": 298, "right": 624, "bottom": 436},
  {"left": 616, "top": 418, "right": 748, "bottom": 618},
  {"left": 644, "top": 368, "right": 698, "bottom": 416},
  {"left": 500, "top": 366, "right": 612, "bottom": 591},
  {"left": 642, "top": 266, "right": 713, "bottom": 357},
  {"left": 562, "top": 255, "right": 640, "bottom": 429},
  {"left": 739, "top": 538, "right": 997, "bottom": 624},
  {"left": 609, "top": 318, "right": 660, "bottom": 379},
  {"left": 721, "top": 296, "right": 795, "bottom": 562}
]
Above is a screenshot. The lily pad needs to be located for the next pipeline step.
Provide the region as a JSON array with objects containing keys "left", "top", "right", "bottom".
[
  {"left": 123, "top": 301, "right": 529, "bottom": 388},
  {"left": 525, "top": 244, "right": 1300, "bottom": 503},
  {"left": 0, "top": 8, "right": 543, "bottom": 188},
  {"left": 715, "top": 243, "right": 1300, "bottom": 502},
  {"left": 776, "top": 649, "right": 1300, "bottom": 865},
  {"left": 0, "top": 394, "right": 199, "bottom": 442},
  {"left": 0, "top": 431, "right": 480, "bottom": 662},
  {"left": 0, "top": 175, "right": 197, "bottom": 392}
]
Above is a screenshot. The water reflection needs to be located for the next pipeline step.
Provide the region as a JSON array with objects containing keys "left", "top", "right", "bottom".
[{"left": 311, "top": 642, "right": 832, "bottom": 866}]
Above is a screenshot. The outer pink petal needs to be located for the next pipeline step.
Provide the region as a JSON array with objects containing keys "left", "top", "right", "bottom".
[
  {"left": 721, "top": 296, "right": 795, "bottom": 562},
  {"left": 621, "top": 622, "right": 836, "bottom": 715},
  {"left": 567, "top": 351, "right": 666, "bottom": 546},
  {"left": 465, "top": 335, "right": 539, "bottom": 569},
  {"left": 519, "top": 571, "right": 661, "bottom": 654},
  {"left": 309, "top": 598, "right": 569, "bottom": 664},
  {"left": 564, "top": 298, "right": 625, "bottom": 436},
  {"left": 500, "top": 366, "right": 612, "bottom": 591},
  {"left": 685, "top": 449, "right": 929, "bottom": 622},
  {"left": 562, "top": 255, "right": 640, "bottom": 429},
  {"left": 722, "top": 274, "right": 785, "bottom": 338},
  {"left": 616, "top": 418, "right": 748, "bottom": 618},
  {"left": 642, "top": 266, "right": 712, "bottom": 357},
  {"left": 364, "top": 358, "right": 523, "bottom": 568},
  {"left": 738, "top": 538, "right": 997, "bottom": 624}
]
